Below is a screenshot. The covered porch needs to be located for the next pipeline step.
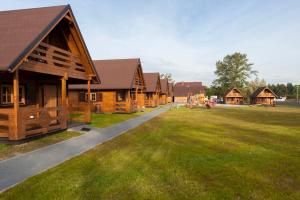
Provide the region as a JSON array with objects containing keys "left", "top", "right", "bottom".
[{"left": 0, "top": 70, "right": 91, "bottom": 141}]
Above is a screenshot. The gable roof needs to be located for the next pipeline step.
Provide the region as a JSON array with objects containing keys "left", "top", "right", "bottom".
[
  {"left": 0, "top": 5, "right": 99, "bottom": 81},
  {"left": 144, "top": 72, "right": 161, "bottom": 93},
  {"left": 224, "top": 87, "right": 244, "bottom": 97},
  {"left": 160, "top": 79, "right": 169, "bottom": 94},
  {"left": 168, "top": 82, "right": 174, "bottom": 96},
  {"left": 69, "top": 58, "right": 143, "bottom": 90},
  {"left": 250, "top": 86, "right": 278, "bottom": 98},
  {"left": 174, "top": 82, "right": 205, "bottom": 97}
]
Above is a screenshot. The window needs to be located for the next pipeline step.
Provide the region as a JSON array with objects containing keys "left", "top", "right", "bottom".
[
  {"left": 85, "top": 93, "right": 97, "bottom": 101},
  {"left": 1, "top": 85, "right": 25, "bottom": 104},
  {"left": 116, "top": 90, "right": 126, "bottom": 102},
  {"left": 146, "top": 93, "right": 152, "bottom": 99}
]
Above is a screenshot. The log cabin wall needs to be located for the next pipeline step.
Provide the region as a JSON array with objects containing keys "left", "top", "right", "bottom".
[
  {"left": 70, "top": 89, "right": 138, "bottom": 113},
  {"left": 224, "top": 88, "right": 244, "bottom": 105},
  {"left": 145, "top": 93, "right": 160, "bottom": 107},
  {"left": 250, "top": 88, "right": 276, "bottom": 105},
  {"left": 159, "top": 94, "right": 167, "bottom": 105},
  {"left": 174, "top": 96, "right": 188, "bottom": 104}
]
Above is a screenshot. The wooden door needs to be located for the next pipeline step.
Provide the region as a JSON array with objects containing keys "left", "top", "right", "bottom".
[
  {"left": 44, "top": 85, "right": 58, "bottom": 124},
  {"left": 102, "top": 92, "right": 115, "bottom": 113}
]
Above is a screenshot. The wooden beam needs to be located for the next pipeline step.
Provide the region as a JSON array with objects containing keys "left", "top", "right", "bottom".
[
  {"left": 61, "top": 73, "right": 68, "bottom": 129},
  {"left": 10, "top": 69, "right": 24, "bottom": 140}
]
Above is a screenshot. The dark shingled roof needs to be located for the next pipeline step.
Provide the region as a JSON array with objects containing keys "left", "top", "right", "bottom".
[
  {"left": 250, "top": 87, "right": 278, "bottom": 98},
  {"left": 144, "top": 72, "right": 161, "bottom": 93},
  {"left": 69, "top": 58, "right": 143, "bottom": 90},
  {"left": 174, "top": 82, "right": 205, "bottom": 97},
  {"left": 160, "top": 79, "right": 169, "bottom": 94},
  {"left": 168, "top": 82, "right": 174, "bottom": 96},
  {"left": 0, "top": 5, "right": 68, "bottom": 71},
  {"left": 0, "top": 5, "right": 99, "bottom": 82}
]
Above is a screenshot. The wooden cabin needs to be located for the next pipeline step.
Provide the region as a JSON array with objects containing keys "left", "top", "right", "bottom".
[
  {"left": 167, "top": 83, "right": 174, "bottom": 103},
  {"left": 224, "top": 87, "right": 244, "bottom": 105},
  {"left": 174, "top": 82, "right": 205, "bottom": 104},
  {"left": 159, "top": 79, "right": 169, "bottom": 105},
  {"left": 0, "top": 5, "right": 99, "bottom": 141},
  {"left": 250, "top": 87, "right": 278, "bottom": 105},
  {"left": 69, "top": 59, "right": 146, "bottom": 113},
  {"left": 143, "top": 73, "right": 161, "bottom": 107}
]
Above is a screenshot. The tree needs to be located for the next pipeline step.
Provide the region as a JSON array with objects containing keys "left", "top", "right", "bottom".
[
  {"left": 213, "top": 53, "right": 257, "bottom": 92},
  {"left": 248, "top": 76, "right": 266, "bottom": 93},
  {"left": 160, "top": 73, "right": 174, "bottom": 83}
]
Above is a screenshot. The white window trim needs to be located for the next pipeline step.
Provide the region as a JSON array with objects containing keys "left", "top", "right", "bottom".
[
  {"left": 1, "top": 84, "right": 25, "bottom": 105},
  {"left": 85, "top": 93, "right": 97, "bottom": 102}
]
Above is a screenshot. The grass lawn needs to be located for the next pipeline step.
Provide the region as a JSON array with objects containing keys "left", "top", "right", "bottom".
[
  {"left": 1, "top": 106, "right": 300, "bottom": 199},
  {"left": 90, "top": 107, "right": 159, "bottom": 128},
  {"left": 0, "top": 131, "right": 82, "bottom": 161}
]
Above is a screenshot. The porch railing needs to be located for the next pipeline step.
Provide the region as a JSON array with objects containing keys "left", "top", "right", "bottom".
[
  {"left": 115, "top": 101, "right": 137, "bottom": 113},
  {"left": 0, "top": 108, "right": 13, "bottom": 138},
  {"left": 68, "top": 102, "right": 91, "bottom": 123},
  {"left": 20, "top": 106, "right": 66, "bottom": 136}
]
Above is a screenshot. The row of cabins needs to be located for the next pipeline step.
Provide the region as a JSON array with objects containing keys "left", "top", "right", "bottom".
[
  {"left": 69, "top": 59, "right": 174, "bottom": 113},
  {"left": 224, "top": 87, "right": 278, "bottom": 105},
  {"left": 173, "top": 82, "right": 206, "bottom": 104},
  {"left": 0, "top": 5, "right": 175, "bottom": 141}
]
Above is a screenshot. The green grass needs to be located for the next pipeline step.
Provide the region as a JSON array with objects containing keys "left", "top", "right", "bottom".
[
  {"left": 0, "top": 131, "right": 82, "bottom": 161},
  {"left": 1, "top": 106, "right": 300, "bottom": 199},
  {"left": 90, "top": 107, "right": 158, "bottom": 128}
]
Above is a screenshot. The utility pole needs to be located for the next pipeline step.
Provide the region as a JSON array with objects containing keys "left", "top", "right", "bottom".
[{"left": 297, "top": 85, "right": 299, "bottom": 104}]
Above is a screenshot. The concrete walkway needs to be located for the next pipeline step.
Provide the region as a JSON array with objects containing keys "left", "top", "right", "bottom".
[{"left": 0, "top": 105, "right": 170, "bottom": 192}]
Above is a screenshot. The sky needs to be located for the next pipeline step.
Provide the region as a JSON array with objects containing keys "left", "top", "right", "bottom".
[{"left": 1, "top": 0, "right": 300, "bottom": 85}]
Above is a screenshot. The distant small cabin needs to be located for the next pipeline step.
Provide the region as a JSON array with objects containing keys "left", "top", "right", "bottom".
[
  {"left": 224, "top": 87, "right": 244, "bottom": 105},
  {"left": 167, "top": 83, "right": 174, "bottom": 103},
  {"left": 250, "top": 87, "right": 278, "bottom": 105},
  {"left": 143, "top": 73, "right": 161, "bottom": 107},
  {"left": 69, "top": 59, "right": 146, "bottom": 113},
  {"left": 174, "top": 82, "right": 205, "bottom": 104},
  {"left": 159, "top": 79, "right": 169, "bottom": 105}
]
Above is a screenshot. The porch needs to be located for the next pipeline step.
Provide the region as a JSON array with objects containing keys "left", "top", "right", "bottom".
[{"left": 0, "top": 69, "right": 91, "bottom": 141}]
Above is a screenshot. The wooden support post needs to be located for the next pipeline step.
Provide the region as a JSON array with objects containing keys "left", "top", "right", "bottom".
[
  {"left": 61, "top": 73, "right": 68, "bottom": 129},
  {"left": 85, "top": 78, "right": 91, "bottom": 123},
  {"left": 10, "top": 69, "right": 24, "bottom": 140}
]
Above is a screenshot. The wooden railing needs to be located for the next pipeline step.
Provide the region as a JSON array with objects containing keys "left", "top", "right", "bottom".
[
  {"left": 22, "top": 42, "right": 88, "bottom": 80},
  {"left": 68, "top": 102, "right": 91, "bottom": 123},
  {"left": 20, "top": 106, "right": 66, "bottom": 136},
  {"left": 115, "top": 101, "right": 137, "bottom": 113},
  {"left": 0, "top": 108, "right": 12, "bottom": 138}
]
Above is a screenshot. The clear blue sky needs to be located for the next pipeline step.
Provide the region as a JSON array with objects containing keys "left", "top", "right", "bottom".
[{"left": 1, "top": 0, "right": 300, "bottom": 85}]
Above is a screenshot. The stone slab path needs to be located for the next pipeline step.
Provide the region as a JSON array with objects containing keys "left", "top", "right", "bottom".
[{"left": 0, "top": 105, "right": 170, "bottom": 192}]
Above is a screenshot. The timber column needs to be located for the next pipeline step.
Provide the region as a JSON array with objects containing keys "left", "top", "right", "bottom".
[
  {"left": 10, "top": 69, "right": 24, "bottom": 140},
  {"left": 61, "top": 73, "right": 68, "bottom": 129},
  {"left": 85, "top": 77, "right": 91, "bottom": 123}
]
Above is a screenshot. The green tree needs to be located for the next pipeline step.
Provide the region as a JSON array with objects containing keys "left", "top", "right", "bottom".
[
  {"left": 213, "top": 53, "right": 257, "bottom": 92},
  {"left": 287, "top": 83, "right": 295, "bottom": 98}
]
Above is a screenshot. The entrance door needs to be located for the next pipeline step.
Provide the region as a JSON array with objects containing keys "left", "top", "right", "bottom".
[{"left": 44, "top": 85, "right": 58, "bottom": 125}]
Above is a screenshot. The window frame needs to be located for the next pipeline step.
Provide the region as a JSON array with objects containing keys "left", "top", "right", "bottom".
[
  {"left": 85, "top": 92, "right": 97, "bottom": 102},
  {"left": 116, "top": 90, "right": 126, "bottom": 102},
  {"left": 1, "top": 84, "right": 25, "bottom": 105}
]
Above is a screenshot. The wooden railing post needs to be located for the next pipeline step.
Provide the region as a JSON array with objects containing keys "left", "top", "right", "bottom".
[{"left": 61, "top": 73, "right": 68, "bottom": 129}]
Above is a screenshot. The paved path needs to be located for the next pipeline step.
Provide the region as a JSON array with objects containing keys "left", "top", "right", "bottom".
[{"left": 0, "top": 105, "right": 170, "bottom": 192}]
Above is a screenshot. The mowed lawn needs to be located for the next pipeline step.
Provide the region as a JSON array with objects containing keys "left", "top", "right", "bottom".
[
  {"left": 1, "top": 106, "right": 300, "bottom": 200},
  {"left": 90, "top": 107, "right": 159, "bottom": 128}
]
